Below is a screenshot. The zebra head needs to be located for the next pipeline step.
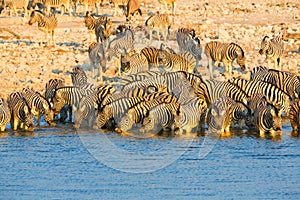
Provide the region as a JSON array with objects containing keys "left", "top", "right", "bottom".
[
  {"left": 259, "top": 36, "right": 270, "bottom": 55},
  {"left": 23, "top": 105, "right": 34, "bottom": 132},
  {"left": 28, "top": 10, "right": 43, "bottom": 25},
  {"left": 117, "top": 113, "right": 134, "bottom": 133},
  {"left": 207, "top": 105, "right": 228, "bottom": 133},
  {"left": 270, "top": 107, "right": 282, "bottom": 133}
]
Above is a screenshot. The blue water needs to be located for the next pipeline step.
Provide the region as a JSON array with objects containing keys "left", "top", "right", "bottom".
[{"left": 0, "top": 123, "right": 300, "bottom": 199}]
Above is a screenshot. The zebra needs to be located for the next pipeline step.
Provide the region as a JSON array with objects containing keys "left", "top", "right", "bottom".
[
  {"left": 228, "top": 78, "right": 291, "bottom": 114},
  {"left": 0, "top": 98, "right": 11, "bottom": 131},
  {"left": 106, "top": 28, "right": 135, "bottom": 61},
  {"left": 28, "top": 10, "right": 58, "bottom": 46},
  {"left": 157, "top": 50, "right": 195, "bottom": 73},
  {"left": 73, "top": 91, "right": 99, "bottom": 129},
  {"left": 95, "top": 84, "right": 116, "bottom": 112},
  {"left": 120, "top": 51, "right": 149, "bottom": 75},
  {"left": 1, "top": 0, "right": 29, "bottom": 16},
  {"left": 176, "top": 28, "right": 202, "bottom": 67},
  {"left": 21, "top": 88, "right": 55, "bottom": 126},
  {"left": 51, "top": 86, "right": 88, "bottom": 122},
  {"left": 118, "top": 71, "right": 161, "bottom": 86},
  {"left": 157, "top": 0, "right": 176, "bottom": 15},
  {"left": 250, "top": 68, "right": 300, "bottom": 100},
  {"left": 106, "top": 29, "right": 135, "bottom": 74},
  {"left": 84, "top": 11, "right": 97, "bottom": 41},
  {"left": 44, "top": 78, "right": 69, "bottom": 122},
  {"left": 94, "top": 16, "right": 112, "bottom": 44},
  {"left": 116, "top": 92, "right": 178, "bottom": 133},
  {"left": 121, "top": 75, "right": 168, "bottom": 94},
  {"left": 101, "top": 87, "right": 148, "bottom": 108},
  {"left": 174, "top": 97, "right": 207, "bottom": 134},
  {"left": 93, "top": 92, "right": 163, "bottom": 129},
  {"left": 253, "top": 104, "right": 282, "bottom": 136},
  {"left": 259, "top": 34, "right": 284, "bottom": 70},
  {"left": 43, "top": 0, "right": 71, "bottom": 15},
  {"left": 289, "top": 100, "right": 300, "bottom": 131},
  {"left": 7, "top": 92, "right": 34, "bottom": 131},
  {"left": 88, "top": 42, "right": 106, "bottom": 81},
  {"left": 79, "top": 0, "right": 101, "bottom": 15},
  {"left": 140, "top": 46, "right": 160, "bottom": 67},
  {"left": 204, "top": 41, "right": 246, "bottom": 79},
  {"left": 206, "top": 96, "right": 235, "bottom": 133},
  {"left": 145, "top": 13, "right": 171, "bottom": 43},
  {"left": 71, "top": 66, "right": 88, "bottom": 87},
  {"left": 195, "top": 79, "right": 249, "bottom": 108},
  {"left": 140, "top": 103, "right": 176, "bottom": 134}
]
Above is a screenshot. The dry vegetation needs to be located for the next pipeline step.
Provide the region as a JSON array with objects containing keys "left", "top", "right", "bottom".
[{"left": 0, "top": 0, "right": 299, "bottom": 99}]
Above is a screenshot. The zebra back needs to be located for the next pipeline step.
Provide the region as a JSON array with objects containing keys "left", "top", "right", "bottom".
[
  {"left": 52, "top": 86, "right": 86, "bottom": 115},
  {"left": 229, "top": 78, "right": 291, "bottom": 113}
]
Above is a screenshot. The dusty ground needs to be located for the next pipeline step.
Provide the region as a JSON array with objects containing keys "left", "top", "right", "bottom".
[{"left": 0, "top": 0, "right": 299, "bottom": 99}]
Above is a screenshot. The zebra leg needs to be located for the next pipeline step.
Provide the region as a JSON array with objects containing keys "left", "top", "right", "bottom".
[
  {"left": 95, "top": 4, "right": 99, "bottom": 16},
  {"left": 208, "top": 58, "right": 214, "bottom": 79},
  {"left": 51, "top": 30, "right": 56, "bottom": 46},
  {"left": 37, "top": 114, "right": 41, "bottom": 126}
]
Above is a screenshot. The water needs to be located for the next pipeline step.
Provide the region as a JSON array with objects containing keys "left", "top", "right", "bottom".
[{"left": 1, "top": 123, "right": 300, "bottom": 199}]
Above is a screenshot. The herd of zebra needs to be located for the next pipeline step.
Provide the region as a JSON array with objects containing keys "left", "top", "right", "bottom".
[
  {"left": 0, "top": 0, "right": 298, "bottom": 138},
  {"left": 1, "top": 64, "right": 300, "bottom": 137}
]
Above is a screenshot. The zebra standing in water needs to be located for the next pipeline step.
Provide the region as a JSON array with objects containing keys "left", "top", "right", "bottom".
[
  {"left": 145, "top": 13, "right": 171, "bottom": 43},
  {"left": 28, "top": 10, "right": 58, "bottom": 46},
  {"left": 0, "top": 98, "right": 11, "bottom": 131},
  {"left": 204, "top": 41, "right": 246, "bottom": 79},
  {"left": 21, "top": 88, "right": 56, "bottom": 126},
  {"left": 290, "top": 100, "right": 300, "bottom": 131},
  {"left": 7, "top": 92, "right": 34, "bottom": 131},
  {"left": 253, "top": 103, "right": 282, "bottom": 136},
  {"left": 259, "top": 34, "right": 284, "bottom": 70}
]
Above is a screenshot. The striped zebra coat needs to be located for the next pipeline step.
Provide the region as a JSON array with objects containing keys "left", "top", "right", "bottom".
[
  {"left": 289, "top": 100, "right": 300, "bottom": 131},
  {"left": 43, "top": 0, "right": 71, "bottom": 15},
  {"left": 8, "top": 92, "right": 34, "bottom": 131},
  {"left": 22, "top": 88, "right": 55, "bottom": 126},
  {"left": 0, "top": 98, "right": 11, "bottom": 131},
  {"left": 205, "top": 41, "right": 246, "bottom": 79},
  {"left": 145, "top": 13, "right": 171, "bottom": 43},
  {"left": 250, "top": 67, "right": 300, "bottom": 100},
  {"left": 253, "top": 104, "right": 282, "bottom": 136},
  {"left": 28, "top": 10, "right": 58, "bottom": 46},
  {"left": 259, "top": 34, "right": 284, "bottom": 70}
]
